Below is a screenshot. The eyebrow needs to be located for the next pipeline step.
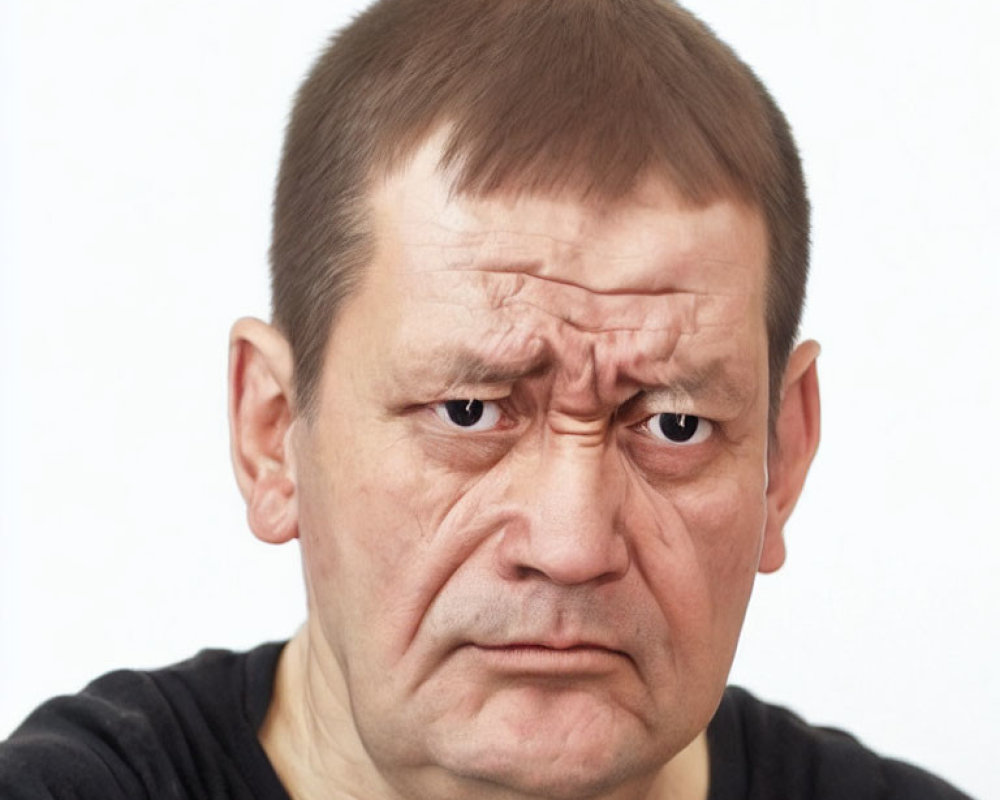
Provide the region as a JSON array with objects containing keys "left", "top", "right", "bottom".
[
  {"left": 433, "top": 347, "right": 552, "bottom": 388},
  {"left": 636, "top": 358, "right": 757, "bottom": 414}
]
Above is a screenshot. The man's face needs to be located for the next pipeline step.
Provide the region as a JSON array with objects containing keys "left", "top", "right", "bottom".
[{"left": 291, "top": 138, "right": 773, "bottom": 796}]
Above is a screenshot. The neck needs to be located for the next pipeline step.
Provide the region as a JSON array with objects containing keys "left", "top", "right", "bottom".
[{"left": 259, "top": 626, "right": 711, "bottom": 800}]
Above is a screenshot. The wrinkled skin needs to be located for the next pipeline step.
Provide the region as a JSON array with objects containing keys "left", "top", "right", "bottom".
[{"left": 231, "top": 136, "right": 818, "bottom": 800}]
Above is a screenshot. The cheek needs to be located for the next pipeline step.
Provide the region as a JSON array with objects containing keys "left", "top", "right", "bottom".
[
  {"left": 632, "top": 467, "right": 766, "bottom": 657},
  {"left": 296, "top": 417, "right": 486, "bottom": 655}
]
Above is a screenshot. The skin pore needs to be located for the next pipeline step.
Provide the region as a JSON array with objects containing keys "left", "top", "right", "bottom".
[{"left": 229, "top": 135, "right": 820, "bottom": 800}]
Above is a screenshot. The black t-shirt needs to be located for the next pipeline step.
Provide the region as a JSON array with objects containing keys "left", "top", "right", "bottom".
[
  {"left": 707, "top": 687, "right": 971, "bottom": 799},
  {"left": 0, "top": 643, "right": 974, "bottom": 799}
]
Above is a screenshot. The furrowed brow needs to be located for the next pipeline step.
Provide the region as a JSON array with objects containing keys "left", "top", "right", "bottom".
[
  {"left": 381, "top": 339, "right": 552, "bottom": 409},
  {"left": 435, "top": 347, "right": 550, "bottom": 388}
]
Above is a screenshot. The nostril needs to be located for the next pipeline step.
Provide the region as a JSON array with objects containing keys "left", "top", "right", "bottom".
[{"left": 514, "top": 565, "right": 548, "bottom": 581}]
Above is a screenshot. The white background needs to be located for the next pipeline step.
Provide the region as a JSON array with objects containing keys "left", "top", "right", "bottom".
[{"left": 1, "top": 1, "right": 997, "bottom": 797}]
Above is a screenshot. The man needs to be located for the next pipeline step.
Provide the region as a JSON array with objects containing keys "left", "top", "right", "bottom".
[{"left": 0, "top": 1, "right": 974, "bottom": 798}]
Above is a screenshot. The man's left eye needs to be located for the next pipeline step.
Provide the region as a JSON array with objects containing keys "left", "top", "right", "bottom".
[
  {"left": 433, "top": 399, "right": 503, "bottom": 431},
  {"left": 641, "top": 413, "right": 713, "bottom": 445}
]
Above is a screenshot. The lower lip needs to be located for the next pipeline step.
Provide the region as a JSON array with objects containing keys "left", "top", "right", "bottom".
[{"left": 469, "top": 644, "right": 626, "bottom": 674}]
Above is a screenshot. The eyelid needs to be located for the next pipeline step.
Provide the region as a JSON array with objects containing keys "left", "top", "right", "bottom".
[
  {"left": 436, "top": 382, "right": 514, "bottom": 403},
  {"left": 621, "top": 387, "right": 696, "bottom": 416}
]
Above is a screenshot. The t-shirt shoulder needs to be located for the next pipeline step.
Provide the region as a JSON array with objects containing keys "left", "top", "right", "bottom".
[
  {"left": 0, "top": 643, "right": 288, "bottom": 800},
  {"left": 708, "top": 686, "right": 974, "bottom": 800}
]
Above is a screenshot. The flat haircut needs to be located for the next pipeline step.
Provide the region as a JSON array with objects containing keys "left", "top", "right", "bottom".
[{"left": 271, "top": 0, "right": 810, "bottom": 425}]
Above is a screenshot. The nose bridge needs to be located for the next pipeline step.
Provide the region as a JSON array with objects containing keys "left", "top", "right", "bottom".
[{"left": 499, "top": 424, "right": 630, "bottom": 586}]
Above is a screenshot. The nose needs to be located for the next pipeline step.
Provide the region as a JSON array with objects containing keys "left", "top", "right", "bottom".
[{"left": 497, "top": 433, "right": 631, "bottom": 586}]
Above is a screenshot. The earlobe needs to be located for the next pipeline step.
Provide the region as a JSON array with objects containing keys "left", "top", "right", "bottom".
[
  {"left": 760, "top": 340, "right": 821, "bottom": 574},
  {"left": 248, "top": 472, "right": 298, "bottom": 545},
  {"left": 228, "top": 317, "right": 300, "bottom": 545}
]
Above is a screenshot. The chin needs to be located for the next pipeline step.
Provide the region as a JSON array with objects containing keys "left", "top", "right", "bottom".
[
  {"left": 437, "top": 741, "right": 645, "bottom": 800},
  {"left": 425, "top": 687, "right": 664, "bottom": 799}
]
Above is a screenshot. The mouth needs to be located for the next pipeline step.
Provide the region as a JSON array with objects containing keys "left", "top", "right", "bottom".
[{"left": 468, "top": 642, "right": 631, "bottom": 675}]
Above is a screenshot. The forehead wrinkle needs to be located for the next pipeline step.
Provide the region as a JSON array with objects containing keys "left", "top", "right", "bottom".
[
  {"left": 398, "top": 222, "right": 586, "bottom": 278},
  {"left": 397, "top": 267, "right": 704, "bottom": 337},
  {"left": 469, "top": 265, "right": 731, "bottom": 299},
  {"left": 420, "top": 211, "right": 763, "bottom": 295},
  {"left": 399, "top": 214, "right": 762, "bottom": 298},
  {"left": 431, "top": 243, "right": 758, "bottom": 298},
  {"left": 486, "top": 270, "right": 703, "bottom": 336}
]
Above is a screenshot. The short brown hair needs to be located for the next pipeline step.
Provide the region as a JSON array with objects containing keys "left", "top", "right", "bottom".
[{"left": 271, "top": 0, "right": 809, "bottom": 419}]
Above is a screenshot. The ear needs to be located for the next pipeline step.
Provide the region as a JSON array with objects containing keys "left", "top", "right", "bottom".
[
  {"left": 228, "top": 317, "right": 299, "bottom": 544},
  {"left": 759, "top": 340, "right": 821, "bottom": 574}
]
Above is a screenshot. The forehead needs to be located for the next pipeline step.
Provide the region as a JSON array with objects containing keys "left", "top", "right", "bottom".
[
  {"left": 371, "top": 136, "right": 768, "bottom": 298},
  {"left": 351, "top": 136, "right": 769, "bottom": 414}
]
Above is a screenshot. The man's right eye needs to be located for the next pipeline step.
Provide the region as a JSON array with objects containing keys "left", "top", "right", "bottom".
[{"left": 433, "top": 399, "right": 503, "bottom": 431}]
